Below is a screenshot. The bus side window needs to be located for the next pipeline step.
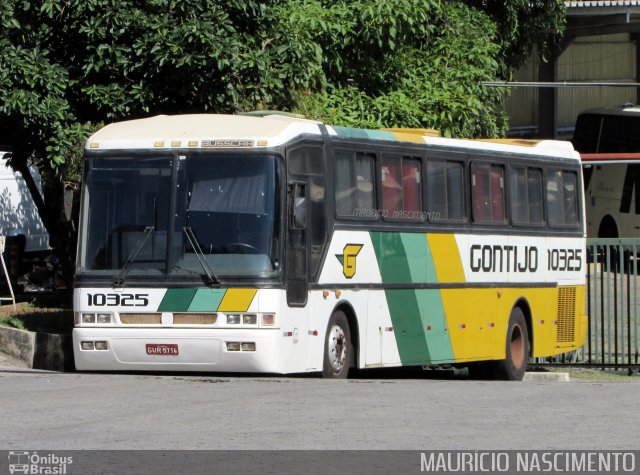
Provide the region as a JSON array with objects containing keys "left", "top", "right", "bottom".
[
  {"left": 510, "top": 167, "right": 543, "bottom": 225},
  {"left": 381, "top": 155, "right": 422, "bottom": 220},
  {"left": 528, "top": 169, "right": 544, "bottom": 224},
  {"left": 427, "top": 160, "right": 464, "bottom": 222},
  {"left": 335, "top": 151, "right": 375, "bottom": 217},
  {"left": 471, "top": 163, "right": 505, "bottom": 223},
  {"left": 490, "top": 166, "right": 505, "bottom": 221},
  {"left": 547, "top": 170, "right": 579, "bottom": 227},
  {"left": 382, "top": 157, "right": 402, "bottom": 214},
  {"left": 402, "top": 158, "right": 421, "bottom": 213},
  {"left": 563, "top": 172, "right": 579, "bottom": 225},
  {"left": 287, "top": 145, "right": 327, "bottom": 279},
  {"left": 599, "top": 115, "right": 640, "bottom": 152},
  {"left": 510, "top": 167, "right": 528, "bottom": 224},
  {"left": 572, "top": 113, "right": 602, "bottom": 153}
]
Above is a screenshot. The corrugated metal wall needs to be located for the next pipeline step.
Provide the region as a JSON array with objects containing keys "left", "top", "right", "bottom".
[{"left": 505, "top": 34, "right": 637, "bottom": 134}]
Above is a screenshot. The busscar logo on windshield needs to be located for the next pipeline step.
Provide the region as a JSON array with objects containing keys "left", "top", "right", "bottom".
[
  {"left": 201, "top": 139, "right": 254, "bottom": 148},
  {"left": 335, "top": 244, "right": 363, "bottom": 279}
]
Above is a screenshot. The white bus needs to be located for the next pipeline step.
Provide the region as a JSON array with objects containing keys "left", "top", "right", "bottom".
[
  {"left": 73, "top": 113, "right": 587, "bottom": 379},
  {"left": 572, "top": 105, "right": 640, "bottom": 238}
]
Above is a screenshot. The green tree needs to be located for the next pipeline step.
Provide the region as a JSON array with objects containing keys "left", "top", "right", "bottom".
[
  {"left": 0, "top": 0, "right": 321, "bottom": 250},
  {"left": 289, "top": 0, "right": 507, "bottom": 137},
  {"left": 462, "top": 0, "right": 567, "bottom": 74}
]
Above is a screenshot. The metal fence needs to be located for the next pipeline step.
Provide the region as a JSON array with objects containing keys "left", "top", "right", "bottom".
[{"left": 537, "top": 238, "right": 640, "bottom": 371}]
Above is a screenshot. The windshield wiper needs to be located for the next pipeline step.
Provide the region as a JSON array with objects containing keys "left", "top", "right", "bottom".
[
  {"left": 114, "top": 226, "right": 154, "bottom": 287},
  {"left": 183, "top": 226, "right": 220, "bottom": 286}
]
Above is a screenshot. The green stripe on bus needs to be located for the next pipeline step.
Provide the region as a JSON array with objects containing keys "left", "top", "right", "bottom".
[
  {"left": 385, "top": 289, "right": 431, "bottom": 364},
  {"left": 372, "top": 232, "right": 455, "bottom": 364},
  {"left": 400, "top": 232, "right": 437, "bottom": 283},
  {"left": 415, "top": 290, "right": 455, "bottom": 362},
  {"left": 333, "top": 126, "right": 396, "bottom": 141},
  {"left": 409, "top": 235, "right": 454, "bottom": 361},
  {"left": 371, "top": 232, "right": 413, "bottom": 283},
  {"left": 371, "top": 232, "right": 429, "bottom": 363},
  {"left": 188, "top": 288, "right": 227, "bottom": 312},
  {"left": 158, "top": 288, "right": 198, "bottom": 311}
]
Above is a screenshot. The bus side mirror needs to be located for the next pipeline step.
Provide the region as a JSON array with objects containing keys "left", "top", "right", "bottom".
[{"left": 289, "top": 182, "right": 307, "bottom": 229}]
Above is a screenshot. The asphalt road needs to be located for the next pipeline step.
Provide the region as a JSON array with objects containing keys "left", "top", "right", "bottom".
[{"left": 0, "top": 368, "right": 638, "bottom": 451}]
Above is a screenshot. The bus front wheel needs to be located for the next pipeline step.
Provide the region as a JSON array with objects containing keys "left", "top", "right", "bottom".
[
  {"left": 492, "top": 307, "right": 529, "bottom": 381},
  {"left": 322, "top": 310, "right": 353, "bottom": 379}
]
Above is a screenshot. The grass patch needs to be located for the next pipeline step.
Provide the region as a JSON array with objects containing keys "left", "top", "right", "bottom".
[{"left": 0, "top": 310, "right": 74, "bottom": 335}]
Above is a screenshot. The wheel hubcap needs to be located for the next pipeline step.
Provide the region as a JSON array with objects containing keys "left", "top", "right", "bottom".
[
  {"left": 511, "top": 324, "right": 525, "bottom": 368},
  {"left": 328, "top": 324, "right": 347, "bottom": 373}
]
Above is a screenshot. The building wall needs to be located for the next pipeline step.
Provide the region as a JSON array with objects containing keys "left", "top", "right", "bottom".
[{"left": 505, "top": 34, "right": 637, "bottom": 136}]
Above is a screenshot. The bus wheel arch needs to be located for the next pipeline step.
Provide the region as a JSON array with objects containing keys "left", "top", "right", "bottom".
[
  {"left": 598, "top": 215, "right": 618, "bottom": 238},
  {"left": 514, "top": 298, "right": 533, "bottom": 356},
  {"left": 492, "top": 303, "right": 530, "bottom": 381},
  {"left": 321, "top": 302, "right": 359, "bottom": 378}
]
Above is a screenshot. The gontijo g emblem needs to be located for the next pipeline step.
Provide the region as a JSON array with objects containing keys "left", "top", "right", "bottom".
[{"left": 335, "top": 244, "right": 363, "bottom": 279}]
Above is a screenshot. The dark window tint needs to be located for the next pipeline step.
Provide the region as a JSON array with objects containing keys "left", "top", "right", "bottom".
[
  {"left": 335, "top": 152, "right": 375, "bottom": 218},
  {"left": 426, "top": 160, "right": 464, "bottom": 222},
  {"left": 571, "top": 113, "right": 602, "bottom": 153},
  {"left": 381, "top": 155, "right": 423, "bottom": 220},
  {"left": 547, "top": 170, "right": 579, "bottom": 227},
  {"left": 381, "top": 157, "right": 402, "bottom": 213},
  {"left": 288, "top": 146, "right": 327, "bottom": 276},
  {"left": 472, "top": 164, "right": 505, "bottom": 223},
  {"left": 509, "top": 167, "right": 543, "bottom": 225},
  {"left": 599, "top": 115, "right": 640, "bottom": 153}
]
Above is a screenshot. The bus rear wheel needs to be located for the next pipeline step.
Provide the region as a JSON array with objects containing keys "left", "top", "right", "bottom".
[
  {"left": 492, "top": 307, "right": 529, "bottom": 381},
  {"left": 322, "top": 310, "right": 353, "bottom": 379}
]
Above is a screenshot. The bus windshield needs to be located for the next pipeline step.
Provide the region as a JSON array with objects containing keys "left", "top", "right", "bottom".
[{"left": 78, "top": 154, "right": 280, "bottom": 279}]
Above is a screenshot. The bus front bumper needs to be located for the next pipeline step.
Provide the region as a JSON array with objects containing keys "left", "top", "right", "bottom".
[{"left": 72, "top": 327, "right": 281, "bottom": 373}]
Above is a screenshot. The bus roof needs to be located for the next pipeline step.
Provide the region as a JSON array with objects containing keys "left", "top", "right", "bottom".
[
  {"left": 577, "top": 104, "right": 640, "bottom": 117},
  {"left": 87, "top": 114, "right": 323, "bottom": 150},
  {"left": 86, "top": 114, "right": 579, "bottom": 160}
]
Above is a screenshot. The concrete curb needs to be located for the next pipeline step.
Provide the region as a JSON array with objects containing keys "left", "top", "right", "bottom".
[
  {"left": 0, "top": 325, "right": 74, "bottom": 371},
  {"left": 524, "top": 371, "right": 570, "bottom": 382}
]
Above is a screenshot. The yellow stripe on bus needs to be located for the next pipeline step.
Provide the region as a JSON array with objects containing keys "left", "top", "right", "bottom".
[
  {"left": 427, "top": 234, "right": 466, "bottom": 283},
  {"left": 218, "top": 288, "right": 258, "bottom": 312}
]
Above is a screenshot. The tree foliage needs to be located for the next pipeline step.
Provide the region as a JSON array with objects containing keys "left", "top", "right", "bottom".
[
  {"left": 290, "top": 0, "right": 507, "bottom": 137},
  {"left": 461, "top": 0, "right": 566, "bottom": 76},
  {"left": 0, "top": 0, "right": 565, "bottom": 248}
]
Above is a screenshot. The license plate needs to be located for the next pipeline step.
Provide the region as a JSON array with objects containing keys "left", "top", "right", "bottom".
[{"left": 146, "top": 343, "right": 179, "bottom": 356}]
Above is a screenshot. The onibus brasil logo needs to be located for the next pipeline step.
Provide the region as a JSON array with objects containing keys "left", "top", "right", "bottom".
[
  {"left": 8, "top": 451, "right": 73, "bottom": 474},
  {"left": 335, "top": 244, "right": 363, "bottom": 279}
]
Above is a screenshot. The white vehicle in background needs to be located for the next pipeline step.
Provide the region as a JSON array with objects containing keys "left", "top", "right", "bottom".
[
  {"left": 0, "top": 152, "right": 50, "bottom": 253},
  {"left": 572, "top": 105, "right": 640, "bottom": 238}
]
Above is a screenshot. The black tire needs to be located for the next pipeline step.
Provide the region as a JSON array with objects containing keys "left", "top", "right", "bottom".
[
  {"left": 322, "top": 310, "right": 353, "bottom": 379},
  {"left": 491, "top": 307, "right": 530, "bottom": 381}
]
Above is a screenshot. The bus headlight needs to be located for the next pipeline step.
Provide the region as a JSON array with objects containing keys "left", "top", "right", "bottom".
[
  {"left": 82, "top": 314, "right": 96, "bottom": 324},
  {"left": 96, "top": 314, "right": 112, "bottom": 324},
  {"left": 242, "top": 314, "right": 257, "bottom": 325},
  {"left": 227, "top": 314, "right": 241, "bottom": 325}
]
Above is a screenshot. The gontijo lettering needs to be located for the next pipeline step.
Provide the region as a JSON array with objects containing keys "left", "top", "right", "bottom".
[{"left": 470, "top": 244, "right": 538, "bottom": 273}]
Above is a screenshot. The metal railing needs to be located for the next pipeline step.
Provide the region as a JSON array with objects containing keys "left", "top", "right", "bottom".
[{"left": 537, "top": 238, "right": 640, "bottom": 370}]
